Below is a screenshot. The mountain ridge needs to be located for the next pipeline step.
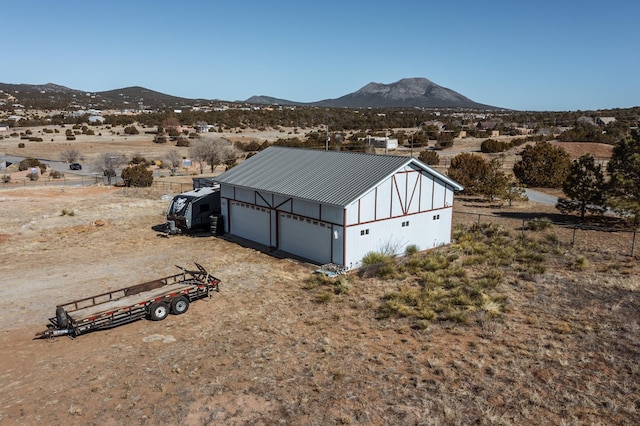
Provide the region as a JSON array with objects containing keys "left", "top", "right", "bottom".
[{"left": 1, "top": 78, "right": 503, "bottom": 110}]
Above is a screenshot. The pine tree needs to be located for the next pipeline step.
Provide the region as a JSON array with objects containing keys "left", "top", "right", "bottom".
[
  {"left": 607, "top": 129, "right": 640, "bottom": 226},
  {"left": 555, "top": 154, "right": 607, "bottom": 218}
]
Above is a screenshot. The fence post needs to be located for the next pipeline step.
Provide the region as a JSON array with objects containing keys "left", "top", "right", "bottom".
[
  {"left": 521, "top": 219, "right": 525, "bottom": 238},
  {"left": 632, "top": 230, "right": 637, "bottom": 257},
  {"left": 477, "top": 214, "right": 481, "bottom": 226},
  {"left": 572, "top": 225, "right": 577, "bottom": 246}
]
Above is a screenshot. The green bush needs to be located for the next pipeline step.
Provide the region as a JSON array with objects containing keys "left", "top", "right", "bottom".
[
  {"left": 121, "top": 164, "right": 153, "bottom": 187},
  {"left": 418, "top": 150, "right": 440, "bottom": 165},
  {"left": 175, "top": 137, "right": 190, "bottom": 147},
  {"left": 123, "top": 126, "right": 139, "bottom": 135},
  {"left": 526, "top": 217, "right": 553, "bottom": 231}
]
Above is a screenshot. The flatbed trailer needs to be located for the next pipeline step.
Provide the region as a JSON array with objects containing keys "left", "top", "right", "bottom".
[{"left": 36, "top": 263, "right": 220, "bottom": 338}]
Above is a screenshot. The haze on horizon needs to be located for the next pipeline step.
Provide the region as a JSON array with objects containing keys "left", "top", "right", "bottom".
[{"left": 2, "top": 0, "right": 638, "bottom": 112}]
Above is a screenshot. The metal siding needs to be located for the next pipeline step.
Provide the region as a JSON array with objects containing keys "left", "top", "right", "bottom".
[
  {"left": 375, "top": 178, "right": 392, "bottom": 220},
  {"left": 406, "top": 171, "right": 421, "bottom": 214},
  {"left": 234, "top": 187, "right": 255, "bottom": 204},
  {"left": 292, "top": 198, "right": 320, "bottom": 219},
  {"left": 319, "top": 204, "right": 344, "bottom": 225},
  {"left": 432, "top": 179, "right": 446, "bottom": 209},
  {"left": 345, "top": 203, "right": 359, "bottom": 226},
  {"left": 357, "top": 189, "right": 376, "bottom": 223},
  {"left": 331, "top": 225, "right": 344, "bottom": 266}
]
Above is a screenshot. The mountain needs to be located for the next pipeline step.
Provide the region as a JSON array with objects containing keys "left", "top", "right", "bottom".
[
  {"left": 0, "top": 83, "right": 199, "bottom": 110},
  {"left": 244, "top": 95, "right": 306, "bottom": 106},
  {"left": 0, "top": 77, "right": 501, "bottom": 111},
  {"left": 245, "top": 78, "right": 501, "bottom": 109},
  {"left": 311, "top": 78, "right": 499, "bottom": 109}
]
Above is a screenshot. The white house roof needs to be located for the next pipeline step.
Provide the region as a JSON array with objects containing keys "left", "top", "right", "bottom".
[{"left": 215, "top": 146, "right": 462, "bottom": 207}]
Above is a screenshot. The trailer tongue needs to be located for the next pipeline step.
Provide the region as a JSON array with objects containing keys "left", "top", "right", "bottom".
[{"left": 36, "top": 263, "right": 220, "bottom": 339}]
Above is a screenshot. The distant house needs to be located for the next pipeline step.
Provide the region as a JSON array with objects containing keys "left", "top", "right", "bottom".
[
  {"left": 88, "top": 115, "right": 105, "bottom": 123},
  {"left": 214, "top": 147, "right": 463, "bottom": 269},
  {"left": 597, "top": 116, "right": 616, "bottom": 126},
  {"left": 0, "top": 123, "right": 9, "bottom": 131},
  {"left": 365, "top": 136, "right": 398, "bottom": 150}
]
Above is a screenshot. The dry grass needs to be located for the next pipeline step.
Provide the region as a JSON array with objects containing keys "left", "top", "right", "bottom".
[{"left": 0, "top": 148, "right": 638, "bottom": 424}]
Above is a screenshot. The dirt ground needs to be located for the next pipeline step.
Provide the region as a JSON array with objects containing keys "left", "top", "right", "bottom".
[{"left": 0, "top": 132, "right": 638, "bottom": 425}]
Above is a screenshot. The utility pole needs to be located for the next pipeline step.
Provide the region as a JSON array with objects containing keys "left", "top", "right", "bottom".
[{"left": 326, "top": 124, "right": 329, "bottom": 151}]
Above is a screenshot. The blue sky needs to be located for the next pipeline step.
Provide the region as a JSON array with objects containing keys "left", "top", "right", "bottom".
[{"left": 2, "top": 0, "right": 638, "bottom": 111}]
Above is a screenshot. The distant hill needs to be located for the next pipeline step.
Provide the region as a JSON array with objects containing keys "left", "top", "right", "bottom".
[
  {"left": 0, "top": 83, "right": 200, "bottom": 110},
  {"left": 246, "top": 78, "right": 503, "bottom": 110},
  {"left": 0, "top": 77, "right": 502, "bottom": 111}
]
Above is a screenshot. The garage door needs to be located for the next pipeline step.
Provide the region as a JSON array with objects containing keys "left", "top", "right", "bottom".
[
  {"left": 278, "top": 212, "right": 332, "bottom": 265},
  {"left": 230, "top": 202, "right": 271, "bottom": 246}
]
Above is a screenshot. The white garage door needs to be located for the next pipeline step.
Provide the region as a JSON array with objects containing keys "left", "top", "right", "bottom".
[
  {"left": 230, "top": 202, "right": 271, "bottom": 246},
  {"left": 278, "top": 213, "right": 332, "bottom": 265}
]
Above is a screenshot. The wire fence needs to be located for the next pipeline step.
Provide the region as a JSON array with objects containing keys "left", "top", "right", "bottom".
[
  {"left": 0, "top": 176, "right": 193, "bottom": 193},
  {"left": 455, "top": 210, "right": 638, "bottom": 258}
]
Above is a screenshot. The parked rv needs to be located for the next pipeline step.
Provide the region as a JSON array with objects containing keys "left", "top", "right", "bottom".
[{"left": 166, "top": 185, "right": 221, "bottom": 234}]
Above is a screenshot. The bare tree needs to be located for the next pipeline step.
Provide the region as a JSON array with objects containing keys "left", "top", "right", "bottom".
[
  {"left": 189, "top": 136, "right": 237, "bottom": 174},
  {"left": 93, "top": 152, "right": 127, "bottom": 185},
  {"left": 165, "top": 149, "right": 182, "bottom": 175},
  {"left": 60, "top": 148, "right": 81, "bottom": 163}
]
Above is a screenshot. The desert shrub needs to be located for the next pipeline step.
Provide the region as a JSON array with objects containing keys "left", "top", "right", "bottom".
[
  {"left": 66, "top": 135, "right": 76, "bottom": 141},
  {"left": 65, "top": 129, "right": 73, "bottom": 136},
  {"left": 175, "top": 136, "right": 190, "bottom": 147},
  {"left": 154, "top": 135, "right": 167, "bottom": 144},
  {"left": 123, "top": 126, "right": 139, "bottom": 135},
  {"left": 60, "top": 208, "right": 75, "bottom": 216},
  {"left": 188, "top": 132, "right": 200, "bottom": 139},
  {"left": 18, "top": 142, "right": 25, "bottom": 148},
  {"left": 418, "top": 150, "right": 440, "bottom": 165},
  {"left": 49, "top": 170, "right": 64, "bottom": 179},
  {"left": 480, "top": 138, "right": 511, "bottom": 153},
  {"left": 19, "top": 158, "right": 46, "bottom": 173},
  {"left": 360, "top": 251, "right": 399, "bottom": 279},
  {"left": 25, "top": 129, "right": 32, "bottom": 135},
  {"left": 10, "top": 132, "right": 19, "bottom": 137},
  {"left": 43, "top": 128, "right": 54, "bottom": 133},
  {"left": 1, "top": 174, "right": 10, "bottom": 183},
  {"left": 83, "top": 129, "right": 95, "bottom": 135},
  {"left": 28, "top": 137, "right": 43, "bottom": 142},
  {"left": 121, "top": 164, "right": 153, "bottom": 187},
  {"left": 27, "top": 171, "right": 39, "bottom": 181},
  {"left": 129, "top": 156, "right": 153, "bottom": 167},
  {"left": 405, "top": 244, "right": 419, "bottom": 256},
  {"left": 526, "top": 217, "right": 553, "bottom": 231}
]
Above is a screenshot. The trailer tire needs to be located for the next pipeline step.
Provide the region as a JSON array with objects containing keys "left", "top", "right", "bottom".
[
  {"left": 55, "top": 307, "right": 69, "bottom": 328},
  {"left": 171, "top": 296, "right": 190, "bottom": 315},
  {"left": 149, "top": 302, "right": 170, "bottom": 321}
]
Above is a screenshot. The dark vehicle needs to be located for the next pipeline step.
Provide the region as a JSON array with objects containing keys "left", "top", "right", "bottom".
[
  {"left": 166, "top": 185, "right": 221, "bottom": 234},
  {"left": 36, "top": 263, "right": 220, "bottom": 338},
  {"left": 69, "top": 163, "right": 82, "bottom": 170}
]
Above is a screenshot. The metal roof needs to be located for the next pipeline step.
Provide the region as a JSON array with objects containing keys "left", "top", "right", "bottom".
[{"left": 215, "top": 147, "right": 462, "bottom": 207}]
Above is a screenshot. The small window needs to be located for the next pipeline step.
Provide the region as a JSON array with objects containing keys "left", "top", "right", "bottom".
[
  {"left": 360, "top": 229, "right": 369, "bottom": 236},
  {"left": 402, "top": 221, "right": 410, "bottom": 227},
  {"left": 433, "top": 214, "right": 440, "bottom": 220}
]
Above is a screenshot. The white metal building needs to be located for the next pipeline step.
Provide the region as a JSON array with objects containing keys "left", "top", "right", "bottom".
[{"left": 214, "top": 147, "right": 463, "bottom": 269}]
